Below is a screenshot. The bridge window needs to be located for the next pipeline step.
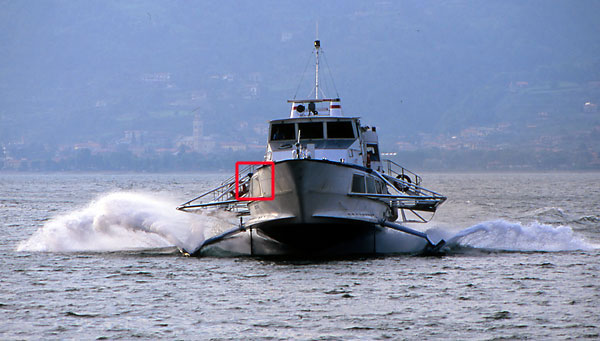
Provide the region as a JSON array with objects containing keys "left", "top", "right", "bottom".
[
  {"left": 326, "top": 121, "right": 354, "bottom": 139},
  {"left": 271, "top": 123, "right": 295, "bottom": 141},
  {"left": 298, "top": 122, "right": 324, "bottom": 139}
]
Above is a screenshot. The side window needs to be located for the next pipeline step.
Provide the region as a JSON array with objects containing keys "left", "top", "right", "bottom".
[
  {"left": 366, "top": 177, "right": 376, "bottom": 193},
  {"left": 351, "top": 174, "right": 365, "bottom": 193},
  {"left": 375, "top": 180, "right": 384, "bottom": 194}
]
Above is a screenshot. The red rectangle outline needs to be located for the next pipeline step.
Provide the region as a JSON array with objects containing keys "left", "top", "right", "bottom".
[{"left": 235, "top": 161, "right": 275, "bottom": 201}]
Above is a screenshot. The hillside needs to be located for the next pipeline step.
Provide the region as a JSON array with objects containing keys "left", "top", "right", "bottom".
[{"left": 1, "top": 1, "right": 599, "bottom": 170}]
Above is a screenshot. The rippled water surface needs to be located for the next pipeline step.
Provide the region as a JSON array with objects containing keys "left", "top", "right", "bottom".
[{"left": 1, "top": 172, "right": 599, "bottom": 339}]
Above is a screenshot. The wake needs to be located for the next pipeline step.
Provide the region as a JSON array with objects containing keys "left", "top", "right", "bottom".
[
  {"left": 16, "top": 192, "right": 235, "bottom": 253},
  {"left": 431, "top": 219, "right": 597, "bottom": 252}
]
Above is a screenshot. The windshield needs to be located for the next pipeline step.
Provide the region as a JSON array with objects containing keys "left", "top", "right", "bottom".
[
  {"left": 270, "top": 123, "right": 295, "bottom": 141},
  {"left": 298, "top": 122, "right": 324, "bottom": 139},
  {"left": 326, "top": 121, "right": 354, "bottom": 138}
]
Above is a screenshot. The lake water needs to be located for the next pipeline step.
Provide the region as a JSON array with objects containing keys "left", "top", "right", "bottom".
[{"left": 1, "top": 172, "right": 599, "bottom": 339}]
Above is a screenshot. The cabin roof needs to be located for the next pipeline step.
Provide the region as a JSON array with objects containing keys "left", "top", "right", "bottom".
[
  {"left": 269, "top": 116, "right": 360, "bottom": 124},
  {"left": 286, "top": 98, "right": 340, "bottom": 103}
]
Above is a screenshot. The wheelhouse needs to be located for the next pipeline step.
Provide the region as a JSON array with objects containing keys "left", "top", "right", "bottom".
[
  {"left": 264, "top": 97, "right": 383, "bottom": 169},
  {"left": 266, "top": 117, "right": 364, "bottom": 165},
  {"left": 269, "top": 118, "right": 358, "bottom": 142}
]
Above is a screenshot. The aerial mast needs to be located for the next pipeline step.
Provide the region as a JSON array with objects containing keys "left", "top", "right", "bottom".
[{"left": 314, "top": 39, "right": 320, "bottom": 99}]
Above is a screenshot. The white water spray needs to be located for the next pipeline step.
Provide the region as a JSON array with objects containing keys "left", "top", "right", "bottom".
[
  {"left": 436, "top": 219, "right": 596, "bottom": 252},
  {"left": 16, "top": 192, "right": 236, "bottom": 253},
  {"left": 17, "top": 191, "right": 597, "bottom": 255}
]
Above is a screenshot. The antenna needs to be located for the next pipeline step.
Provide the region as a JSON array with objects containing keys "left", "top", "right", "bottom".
[
  {"left": 314, "top": 21, "right": 320, "bottom": 99},
  {"left": 314, "top": 39, "right": 320, "bottom": 99}
]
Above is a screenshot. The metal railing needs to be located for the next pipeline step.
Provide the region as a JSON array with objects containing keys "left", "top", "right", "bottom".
[
  {"left": 381, "top": 159, "right": 422, "bottom": 186},
  {"left": 177, "top": 164, "right": 260, "bottom": 215},
  {"left": 355, "top": 169, "right": 447, "bottom": 223}
]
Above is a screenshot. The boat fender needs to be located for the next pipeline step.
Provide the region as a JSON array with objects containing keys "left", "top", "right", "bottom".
[
  {"left": 397, "top": 174, "right": 411, "bottom": 183},
  {"left": 394, "top": 174, "right": 411, "bottom": 191}
]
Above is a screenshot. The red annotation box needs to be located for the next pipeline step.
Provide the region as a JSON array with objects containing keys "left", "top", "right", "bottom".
[{"left": 235, "top": 161, "right": 275, "bottom": 201}]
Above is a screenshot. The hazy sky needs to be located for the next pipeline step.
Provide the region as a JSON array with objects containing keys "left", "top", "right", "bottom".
[{"left": 1, "top": 0, "right": 599, "bottom": 147}]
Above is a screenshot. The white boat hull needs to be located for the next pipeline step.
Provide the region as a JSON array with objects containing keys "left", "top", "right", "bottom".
[{"left": 243, "top": 159, "right": 420, "bottom": 253}]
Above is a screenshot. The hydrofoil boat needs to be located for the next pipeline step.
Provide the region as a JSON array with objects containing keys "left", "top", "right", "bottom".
[{"left": 177, "top": 40, "right": 446, "bottom": 256}]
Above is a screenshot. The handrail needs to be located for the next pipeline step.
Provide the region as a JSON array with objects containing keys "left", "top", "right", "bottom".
[
  {"left": 368, "top": 169, "right": 446, "bottom": 222},
  {"left": 177, "top": 163, "right": 265, "bottom": 215},
  {"left": 381, "top": 159, "right": 422, "bottom": 186},
  {"left": 180, "top": 164, "right": 255, "bottom": 205}
]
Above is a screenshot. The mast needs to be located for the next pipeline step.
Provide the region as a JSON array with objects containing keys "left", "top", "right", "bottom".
[{"left": 314, "top": 40, "right": 320, "bottom": 99}]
